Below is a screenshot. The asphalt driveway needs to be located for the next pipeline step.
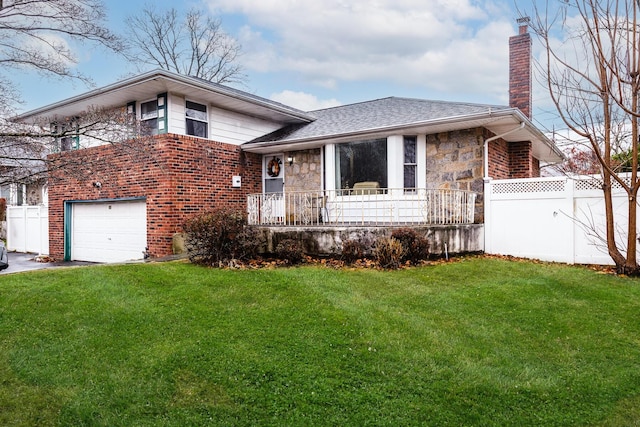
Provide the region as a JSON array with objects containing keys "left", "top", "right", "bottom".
[{"left": 0, "top": 252, "right": 96, "bottom": 274}]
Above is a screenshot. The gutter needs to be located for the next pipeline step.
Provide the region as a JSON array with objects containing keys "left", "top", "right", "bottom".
[
  {"left": 483, "top": 121, "right": 526, "bottom": 180},
  {"left": 243, "top": 109, "right": 518, "bottom": 152}
]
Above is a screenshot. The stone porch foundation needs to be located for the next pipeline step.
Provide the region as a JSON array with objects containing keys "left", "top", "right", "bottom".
[{"left": 256, "top": 224, "right": 484, "bottom": 257}]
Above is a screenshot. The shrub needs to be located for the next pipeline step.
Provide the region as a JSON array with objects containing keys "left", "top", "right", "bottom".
[
  {"left": 236, "top": 226, "right": 262, "bottom": 261},
  {"left": 390, "top": 228, "right": 430, "bottom": 263},
  {"left": 341, "top": 238, "right": 366, "bottom": 264},
  {"left": 374, "top": 237, "right": 404, "bottom": 269},
  {"left": 183, "top": 207, "right": 260, "bottom": 266},
  {"left": 274, "top": 238, "right": 305, "bottom": 265}
]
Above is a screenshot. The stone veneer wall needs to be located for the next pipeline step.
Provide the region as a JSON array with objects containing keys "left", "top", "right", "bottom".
[
  {"left": 283, "top": 148, "right": 322, "bottom": 193},
  {"left": 426, "top": 128, "right": 485, "bottom": 221},
  {"left": 47, "top": 134, "right": 262, "bottom": 260}
]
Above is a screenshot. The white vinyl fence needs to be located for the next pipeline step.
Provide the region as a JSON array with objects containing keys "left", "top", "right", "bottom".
[
  {"left": 485, "top": 175, "right": 639, "bottom": 265},
  {"left": 7, "top": 206, "right": 49, "bottom": 255}
]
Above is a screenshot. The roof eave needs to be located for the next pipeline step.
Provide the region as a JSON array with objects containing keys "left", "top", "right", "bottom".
[
  {"left": 242, "top": 110, "right": 506, "bottom": 153},
  {"left": 243, "top": 108, "right": 565, "bottom": 164},
  {"left": 494, "top": 109, "right": 565, "bottom": 163},
  {"left": 15, "top": 69, "right": 316, "bottom": 124}
]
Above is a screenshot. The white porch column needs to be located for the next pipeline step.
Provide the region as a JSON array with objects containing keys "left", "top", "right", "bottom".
[
  {"left": 324, "top": 143, "right": 336, "bottom": 191},
  {"left": 417, "top": 135, "right": 427, "bottom": 189},
  {"left": 387, "top": 135, "right": 403, "bottom": 189}
]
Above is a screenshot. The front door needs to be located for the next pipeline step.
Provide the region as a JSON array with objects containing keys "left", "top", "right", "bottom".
[{"left": 262, "top": 154, "right": 285, "bottom": 224}]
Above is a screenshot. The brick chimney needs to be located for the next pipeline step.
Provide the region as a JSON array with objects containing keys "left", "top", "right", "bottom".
[{"left": 509, "top": 17, "right": 532, "bottom": 119}]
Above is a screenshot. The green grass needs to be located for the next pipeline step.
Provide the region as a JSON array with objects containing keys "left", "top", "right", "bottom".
[{"left": 1, "top": 257, "right": 640, "bottom": 426}]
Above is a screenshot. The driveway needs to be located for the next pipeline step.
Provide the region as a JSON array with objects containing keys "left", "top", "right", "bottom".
[{"left": 0, "top": 252, "right": 96, "bottom": 274}]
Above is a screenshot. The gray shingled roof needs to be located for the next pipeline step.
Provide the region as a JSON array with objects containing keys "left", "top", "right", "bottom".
[{"left": 248, "top": 97, "right": 511, "bottom": 143}]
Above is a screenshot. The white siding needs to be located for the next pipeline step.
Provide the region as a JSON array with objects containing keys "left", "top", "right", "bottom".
[
  {"left": 167, "top": 93, "right": 186, "bottom": 135},
  {"left": 58, "top": 92, "right": 287, "bottom": 149},
  {"left": 76, "top": 106, "right": 133, "bottom": 149},
  {"left": 209, "top": 105, "right": 283, "bottom": 145},
  {"left": 166, "top": 94, "right": 282, "bottom": 144}
]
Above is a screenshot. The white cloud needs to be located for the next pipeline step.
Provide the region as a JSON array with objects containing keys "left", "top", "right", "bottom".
[
  {"left": 270, "top": 90, "right": 342, "bottom": 111},
  {"left": 207, "top": 0, "right": 518, "bottom": 102}
]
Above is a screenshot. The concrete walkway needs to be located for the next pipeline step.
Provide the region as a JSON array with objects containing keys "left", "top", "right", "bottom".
[{"left": 0, "top": 252, "right": 96, "bottom": 275}]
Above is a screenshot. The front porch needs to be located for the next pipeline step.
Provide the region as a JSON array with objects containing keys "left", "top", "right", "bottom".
[
  {"left": 247, "top": 188, "right": 481, "bottom": 257},
  {"left": 247, "top": 188, "right": 477, "bottom": 227}
]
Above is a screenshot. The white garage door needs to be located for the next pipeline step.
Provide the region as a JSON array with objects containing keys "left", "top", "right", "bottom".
[{"left": 71, "top": 200, "right": 147, "bottom": 263}]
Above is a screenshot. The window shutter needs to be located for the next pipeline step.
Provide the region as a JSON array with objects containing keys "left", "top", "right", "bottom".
[
  {"left": 157, "top": 93, "right": 167, "bottom": 134},
  {"left": 72, "top": 118, "right": 80, "bottom": 150},
  {"left": 127, "top": 101, "right": 136, "bottom": 119}
]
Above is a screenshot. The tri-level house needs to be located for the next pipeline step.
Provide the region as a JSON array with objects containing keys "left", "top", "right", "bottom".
[{"left": 15, "top": 19, "right": 562, "bottom": 263}]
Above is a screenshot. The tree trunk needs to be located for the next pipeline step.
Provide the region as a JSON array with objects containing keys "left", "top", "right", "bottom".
[
  {"left": 602, "top": 174, "right": 627, "bottom": 270},
  {"left": 625, "top": 193, "right": 639, "bottom": 274}
]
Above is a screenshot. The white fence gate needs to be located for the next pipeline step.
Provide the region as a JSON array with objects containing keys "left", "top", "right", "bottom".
[
  {"left": 485, "top": 176, "right": 640, "bottom": 266},
  {"left": 7, "top": 206, "right": 49, "bottom": 255}
]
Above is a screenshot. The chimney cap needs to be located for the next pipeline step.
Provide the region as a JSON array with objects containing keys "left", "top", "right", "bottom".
[{"left": 517, "top": 16, "right": 530, "bottom": 34}]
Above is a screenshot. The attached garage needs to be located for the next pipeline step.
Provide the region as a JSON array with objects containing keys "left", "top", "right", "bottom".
[{"left": 66, "top": 199, "right": 147, "bottom": 263}]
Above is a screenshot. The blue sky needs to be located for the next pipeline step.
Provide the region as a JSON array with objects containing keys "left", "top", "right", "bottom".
[{"left": 14, "top": 0, "right": 557, "bottom": 130}]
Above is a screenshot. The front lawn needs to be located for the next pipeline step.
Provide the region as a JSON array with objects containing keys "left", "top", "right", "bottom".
[{"left": 1, "top": 257, "right": 639, "bottom": 426}]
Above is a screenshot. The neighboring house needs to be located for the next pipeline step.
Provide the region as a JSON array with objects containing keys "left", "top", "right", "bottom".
[
  {"left": 0, "top": 180, "right": 46, "bottom": 206},
  {"left": 14, "top": 20, "right": 563, "bottom": 263},
  {"left": 0, "top": 144, "right": 48, "bottom": 207}
]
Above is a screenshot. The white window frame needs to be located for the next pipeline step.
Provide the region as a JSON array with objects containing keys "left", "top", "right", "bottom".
[
  {"left": 140, "top": 99, "right": 159, "bottom": 136},
  {"left": 404, "top": 135, "right": 418, "bottom": 192},
  {"left": 51, "top": 120, "right": 80, "bottom": 152},
  {"left": 185, "top": 100, "right": 208, "bottom": 138},
  {"left": 334, "top": 138, "right": 388, "bottom": 192}
]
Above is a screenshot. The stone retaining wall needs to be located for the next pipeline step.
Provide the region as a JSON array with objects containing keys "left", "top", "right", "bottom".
[{"left": 257, "top": 224, "right": 484, "bottom": 257}]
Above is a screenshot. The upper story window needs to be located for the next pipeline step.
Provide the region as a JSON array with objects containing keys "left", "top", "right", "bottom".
[
  {"left": 335, "top": 138, "right": 387, "bottom": 192},
  {"left": 140, "top": 99, "right": 158, "bottom": 136},
  {"left": 51, "top": 120, "right": 79, "bottom": 151},
  {"left": 404, "top": 136, "right": 417, "bottom": 191},
  {"left": 186, "top": 100, "right": 208, "bottom": 138}
]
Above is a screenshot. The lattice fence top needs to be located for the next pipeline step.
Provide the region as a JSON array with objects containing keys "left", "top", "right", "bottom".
[
  {"left": 492, "top": 176, "right": 633, "bottom": 194},
  {"left": 574, "top": 178, "right": 602, "bottom": 191},
  {"left": 492, "top": 179, "right": 566, "bottom": 194},
  {"left": 574, "top": 177, "right": 629, "bottom": 191}
]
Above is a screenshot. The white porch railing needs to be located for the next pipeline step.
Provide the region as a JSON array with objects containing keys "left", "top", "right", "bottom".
[{"left": 247, "top": 189, "right": 476, "bottom": 226}]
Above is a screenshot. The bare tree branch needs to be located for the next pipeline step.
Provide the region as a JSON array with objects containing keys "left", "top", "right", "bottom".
[
  {"left": 1, "top": 106, "right": 163, "bottom": 189},
  {"left": 0, "top": 0, "right": 128, "bottom": 196},
  {"left": 528, "top": 0, "right": 640, "bottom": 274},
  {"left": 125, "top": 6, "right": 246, "bottom": 85},
  {"left": 0, "top": 0, "right": 123, "bottom": 87}
]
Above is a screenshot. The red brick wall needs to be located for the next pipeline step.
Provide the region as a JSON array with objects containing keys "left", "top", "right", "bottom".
[
  {"left": 47, "top": 134, "right": 262, "bottom": 260},
  {"left": 509, "top": 23, "right": 532, "bottom": 119},
  {"left": 487, "top": 137, "right": 540, "bottom": 179},
  {"left": 509, "top": 141, "right": 540, "bottom": 178},
  {"left": 487, "top": 138, "right": 511, "bottom": 180}
]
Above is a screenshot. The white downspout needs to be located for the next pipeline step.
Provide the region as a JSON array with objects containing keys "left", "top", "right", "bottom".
[{"left": 483, "top": 121, "right": 526, "bottom": 180}]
